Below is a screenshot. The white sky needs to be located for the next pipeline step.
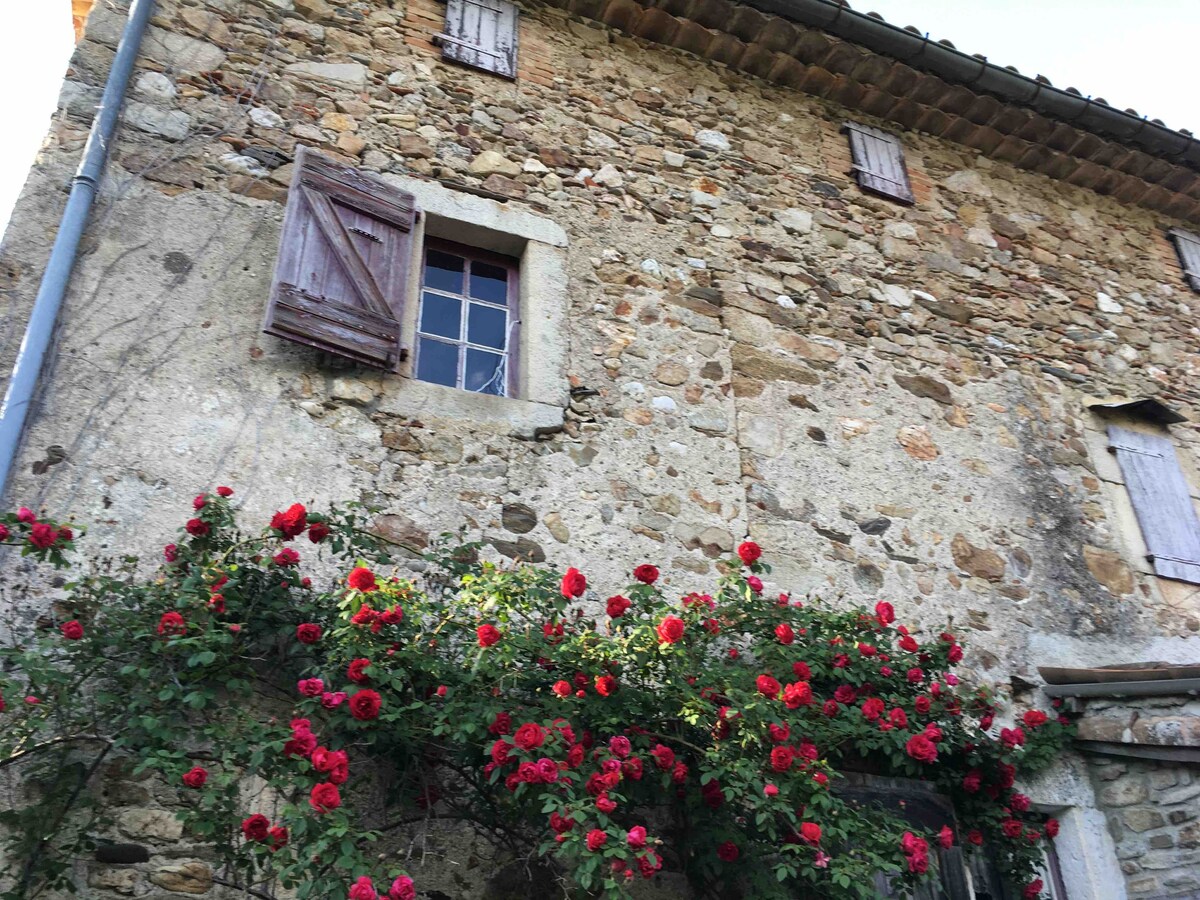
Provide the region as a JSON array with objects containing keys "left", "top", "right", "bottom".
[{"left": 1, "top": 2, "right": 1198, "bottom": 238}]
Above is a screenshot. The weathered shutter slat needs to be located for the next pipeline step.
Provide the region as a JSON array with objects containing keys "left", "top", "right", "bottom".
[
  {"left": 263, "top": 146, "right": 416, "bottom": 371},
  {"left": 1108, "top": 424, "right": 1200, "bottom": 584},
  {"left": 843, "top": 122, "right": 915, "bottom": 204},
  {"left": 1168, "top": 228, "right": 1200, "bottom": 291},
  {"left": 440, "top": 0, "right": 518, "bottom": 79}
]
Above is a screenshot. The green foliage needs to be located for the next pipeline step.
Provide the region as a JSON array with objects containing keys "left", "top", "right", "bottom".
[{"left": 0, "top": 491, "right": 1071, "bottom": 899}]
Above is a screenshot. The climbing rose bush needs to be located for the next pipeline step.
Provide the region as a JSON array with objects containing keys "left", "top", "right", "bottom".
[{"left": 0, "top": 490, "right": 1071, "bottom": 899}]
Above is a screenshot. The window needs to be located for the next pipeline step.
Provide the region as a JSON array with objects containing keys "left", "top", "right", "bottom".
[
  {"left": 436, "top": 0, "right": 519, "bottom": 79},
  {"left": 263, "top": 146, "right": 569, "bottom": 423},
  {"left": 843, "top": 122, "right": 915, "bottom": 204},
  {"left": 414, "top": 240, "right": 518, "bottom": 397},
  {"left": 1167, "top": 227, "right": 1200, "bottom": 291},
  {"left": 1107, "top": 424, "right": 1200, "bottom": 584}
]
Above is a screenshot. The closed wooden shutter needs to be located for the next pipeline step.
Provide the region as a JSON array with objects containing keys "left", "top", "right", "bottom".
[
  {"left": 843, "top": 122, "right": 915, "bottom": 205},
  {"left": 1168, "top": 228, "right": 1200, "bottom": 291},
  {"left": 438, "top": 0, "right": 519, "bottom": 79},
  {"left": 1108, "top": 425, "right": 1200, "bottom": 584},
  {"left": 263, "top": 146, "right": 416, "bottom": 371}
]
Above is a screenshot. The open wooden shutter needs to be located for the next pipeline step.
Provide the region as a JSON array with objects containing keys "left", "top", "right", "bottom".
[
  {"left": 1108, "top": 425, "right": 1200, "bottom": 584},
  {"left": 437, "top": 0, "right": 519, "bottom": 79},
  {"left": 843, "top": 122, "right": 915, "bottom": 204},
  {"left": 1168, "top": 228, "right": 1200, "bottom": 291},
  {"left": 264, "top": 146, "right": 416, "bottom": 371}
]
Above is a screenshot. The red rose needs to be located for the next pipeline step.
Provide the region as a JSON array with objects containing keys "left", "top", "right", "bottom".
[
  {"left": 552, "top": 680, "right": 571, "bottom": 697},
  {"left": 489, "top": 712, "right": 512, "bottom": 735},
  {"left": 875, "top": 601, "right": 895, "bottom": 624},
  {"left": 193, "top": 494, "right": 207, "bottom": 510},
  {"left": 1010, "top": 793, "right": 1031, "bottom": 812},
  {"left": 861, "top": 697, "right": 886, "bottom": 721},
  {"left": 182, "top": 766, "right": 208, "bottom": 788},
  {"left": 57, "top": 526, "right": 74, "bottom": 543},
  {"left": 347, "top": 566, "right": 377, "bottom": 592},
  {"left": 561, "top": 567, "right": 587, "bottom": 598},
  {"left": 477, "top": 624, "right": 501, "bottom": 648},
  {"left": 310, "top": 782, "right": 341, "bottom": 813},
  {"left": 948, "top": 643, "right": 964, "bottom": 663},
  {"left": 962, "top": 770, "right": 982, "bottom": 793},
  {"left": 347, "top": 658, "right": 371, "bottom": 683},
  {"left": 273, "top": 547, "right": 300, "bottom": 567},
  {"left": 768, "top": 722, "right": 790, "bottom": 743},
  {"left": 967, "top": 829, "right": 984, "bottom": 846},
  {"left": 29, "top": 523, "right": 57, "bottom": 548},
  {"left": 268, "top": 826, "right": 288, "bottom": 851},
  {"left": 756, "top": 675, "right": 781, "bottom": 699},
  {"left": 914, "top": 695, "right": 932, "bottom": 714},
  {"left": 716, "top": 841, "right": 739, "bottom": 862},
  {"left": 60, "top": 620, "right": 84, "bottom": 640},
  {"left": 889, "top": 707, "right": 908, "bottom": 729},
  {"left": 792, "top": 661, "right": 811, "bottom": 679},
  {"left": 651, "top": 744, "right": 675, "bottom": 770},
  {"left": 627, "top": 825, "right": 647, "bottom": 849},
  {"left": 774, "top": 623, "right": 794, "bottom": 644},
  {"left": 388, "top": 876, "right": 415, "bottom": 900},
  {"left": 1001, "top": 727, "right": 1026, "bottom": 749},
  {"left": 737, "top": 541, "right": 762, "bottom": 565},
  {"left": 216, "top": 486, "right": 234, "bottom": 497},
  {"left": 938, "top": 825, "right": 954, "bottom": 849},
  {"left": 746, "top": 575, "right": 763, "bottom": 593},
  {"left": 1022, "top": 709, "right": 1048, "bottom": 729},
  {"left": 606, "top": 595, "right": 631, "bottom": 618},
  {"left": 298, "top": 678, "right": 325, "bottom": 697},
  {"left": 800, "top": 822, "right": 821, "bottom": 845},
  {"left": 242, "top": 814, "right": 270, "bottom": 841},
  {"left": 899, "top": 635, "right": 919, "bottom": 652},
  {"left": 348, "top": 876, "right": 377, "bottom": 900},
  {"left": 586, "top": 829, "right": 607, "bottom": 852},
  {"left": 271, "top": 503, "right": 308, "bottom": 539},
  {"left": 514, "top": 722, "right": 547, "bottom": 751},
  {"left": 638, "top": 851, "right": 662, "bottom": 879},
  {"left": 1022, "top": 879, "right": 1044, "bottom": 900},
  {"left": 905, "top": 734, "right": 938, "bottom": 763},
  {"left": 833, "top": 685, "right": 857, "bottom": 705},
  {"left": 1001, "top": 818, "right": 1023, "bottom": 839},
  {"left": 296, "top": 623, "right": 322, "bottom": 644},
  {"left": 16, "top": 507, "right": 35, "bottom": 523},
  {"left": 595, "top": 674, "right": 617, "bottom": 696},
  {"left": 157, "top": 611, "right": 186, "bottom": 636},
  {"left": 769, "top": 746, "right": 794, "bottom": 772},
  {"left": 1045, "top": 818, "right": 1060, "bottom": 838},
  {"left": 490, "top": 739, "right": 512, "bottom": 766},
  {"left": 308, "top": 522, "right": 331, "bottom": 543},
  {"left": 184, "top": 518, "right": 209, "bottom": 538},
  {"left": 633, "top": 564, "right": 659, "bottom": 584},
  {"left": 657, "top": 615, "right": 684, "bottom": 644},
  {"left": 349, "top": 689, "right": 381, "bottom": 720}
]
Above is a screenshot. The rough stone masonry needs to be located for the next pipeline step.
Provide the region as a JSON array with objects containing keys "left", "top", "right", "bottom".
[{"left": 0, "top": 0, "right": 1199, "bottom": 896}]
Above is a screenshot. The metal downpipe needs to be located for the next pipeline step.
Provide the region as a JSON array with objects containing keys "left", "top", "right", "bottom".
[{"left": 0, "top": 0, "right": 156, "bottom": 498}]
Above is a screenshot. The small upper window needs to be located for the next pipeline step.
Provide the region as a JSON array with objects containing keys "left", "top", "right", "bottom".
[
  {"left": 437, "top": 0, "right": 519, "bottom": 79},
  {"left": 1167, "top": 227, "right": 1200, "bottom": 292},
  {"left": 414, "top": 240, "right": 518, "bottom": 397},
  {"left": 843, "top": 122, "right": 915, "bottom": 205}
]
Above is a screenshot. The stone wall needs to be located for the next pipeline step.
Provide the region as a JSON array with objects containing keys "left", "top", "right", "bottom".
[
  {"left": 2, "top": 0, "right": 1200, "bottom": 896},
  {"left": 1088, "top": 754, "right": 1200, "bottom": 898}
]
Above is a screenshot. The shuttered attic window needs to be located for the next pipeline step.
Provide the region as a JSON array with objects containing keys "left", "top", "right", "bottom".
[
  {"left": 1107, "top": 424, "right": 1200, "bottom": 584},
  {"left": 842, "top": 122, "right": 914, "bottom": 205},
  {"left": 437, "top": 0, "right": 519, "bottom": 79},
  {"left": 1168, "top": 227, "right": 1200, "bottom": 292}
]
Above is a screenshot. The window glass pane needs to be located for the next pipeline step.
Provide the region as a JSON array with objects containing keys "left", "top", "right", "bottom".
[
  {"left": 416, "top": 338, "right": 458, "bottom": 388},
  {"left": 465, "top": 348, "right": 506, "bottom": 396},
  {"left": 470, "top": 261, "right": 509, "bottom": 304},
  {"left": 419, "top": 291, "right": 461, "bottom": 340},
  {"left": 424, "top": 250, "right": 464, "bottom": 294},
  {"left": 468, "top": 303, "right": 507, "bottom": 350}
]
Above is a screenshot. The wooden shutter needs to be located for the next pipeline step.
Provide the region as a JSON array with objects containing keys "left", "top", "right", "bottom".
[
  {"left": 843, "top": 122, "right": 915, "bottom": 204},
  {"left": 438, "top": 0, "right": 519, "bottom": 79},
  {"left": 1108, "top": 425, "right": 1200, "bottom": 584},
  {"left": 1168, "top": 228, "right": 1200, "bottom": 291},
  {"left": 264, "top": 146, "right": 416, "bottom": 371}
]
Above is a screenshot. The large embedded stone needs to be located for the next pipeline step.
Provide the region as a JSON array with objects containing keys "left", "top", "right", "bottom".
[
  {"left": 118, "top": 808, "right": 183, "bottom": 841},
  {"left": 148, "top": 863, "right": 213, "bottom": 894},
  {"left": 950, "top": 534, "right": 1006, "bottom": 582},
  {"left": 468, "top": 151, "right": 521, "bottom": 178},
  {"left": 897, "top": 425, "right": 940, "bottom": 461},
  {"left": 894, "top": 374, "right": 953, "bottom": 405},
  {"left": 731, "top": 345, "right": 819, "bottom": 385},
  {"left": 284, "top": 61, "right": 369, "bottom": 90},
  {"left": 501, "top": 503, "right": 538, "bottom": 534},
  {"left": 1083, "top": 545, "right": 1134, "bottom": 595}
]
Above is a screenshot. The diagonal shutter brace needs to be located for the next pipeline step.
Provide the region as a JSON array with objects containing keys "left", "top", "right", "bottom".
[{"left": 433, "top": 33, "right": 505, "bottom": 58}]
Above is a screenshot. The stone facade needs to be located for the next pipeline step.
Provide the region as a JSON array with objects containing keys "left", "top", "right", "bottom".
[{"left": 2, "top": 0, "right": 1200, "bottom": 896}]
